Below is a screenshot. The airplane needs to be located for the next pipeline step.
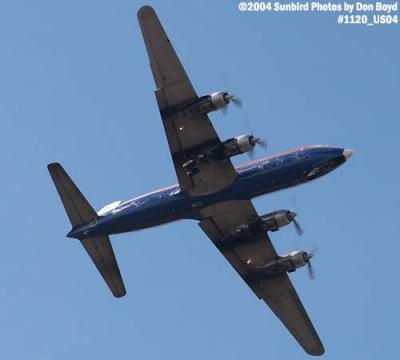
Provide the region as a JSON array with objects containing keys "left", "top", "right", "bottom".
[{"left": 48, "top": 5, "right": 353, "bottom": 356}]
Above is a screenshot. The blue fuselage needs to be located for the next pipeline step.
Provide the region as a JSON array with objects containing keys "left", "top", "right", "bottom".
[{"left": 69, "top": 146, "right": 347, "bottom": 239}]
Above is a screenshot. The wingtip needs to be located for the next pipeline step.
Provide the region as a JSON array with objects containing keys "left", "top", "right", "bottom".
[
  {"left": 47, "top": 162, "right": 61, "bottom": 171},
  {"left": 114, "top": 290, "right": 127, "bottom": 298},
  {"left": 306, "top": 345, "right": 325, "bottom": 356},
  {"left": 137, "top": 5, "right": 156, "bottom": 19}
]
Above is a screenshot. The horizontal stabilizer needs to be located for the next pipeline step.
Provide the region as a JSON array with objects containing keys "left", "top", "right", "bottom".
[
  {"left": 47, "top": 162, "right": 97, "bottom": 226},
  {"left": 81, "top": 235, "right": 126, "bottom": 298},
  {"left": 48, "top": 162, "right": 126, "bottom": 298}
]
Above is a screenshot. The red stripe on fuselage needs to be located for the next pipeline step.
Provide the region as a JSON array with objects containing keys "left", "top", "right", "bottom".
[{"left": 235, "top": 145, "right": 330, "bottom": 170}]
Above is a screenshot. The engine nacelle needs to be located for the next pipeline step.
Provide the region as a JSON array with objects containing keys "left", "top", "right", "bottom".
[
  {"left": 172, "top": 91, "right": 232, "bottom": 118},
  {"left": 182, "top": 133, "right": 255, "bottom": 176},
  {"left": 236, "top": 134, "right": 255, "bottom": 153},
  {"left": 210, "top": 91, "right": 231, "bottom": 111},
  {"left": 257, "top": 250, "right": 312, "bottom": 275},
  {"left": 259, "top": 209, "right": 297, "bottom": 232},
  {"left": 230, "top": 209, "right": 297, "bottom": 238},
  {"left": 223, "top": 134, "right": 256, "bottom": 157},
  {"left": 181, "top": 134, "right": 260, "bottom": 177},
  {"left": 281, "top": 250, "right": 310, "bottom": 271}
]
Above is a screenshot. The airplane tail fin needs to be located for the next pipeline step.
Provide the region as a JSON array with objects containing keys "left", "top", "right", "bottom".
[
  {"left": 47, "top": 163, "right": 126, "bottom": 298},
  {"left": 47, "top": 162, "right": 97, "bottom": 227}
]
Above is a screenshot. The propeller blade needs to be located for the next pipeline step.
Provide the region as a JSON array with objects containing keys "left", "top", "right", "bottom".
[
  {"left": 246, "top": 136, "right": 268, "bottom": 160},
  {"left": 293, "top": 218, "right": 304, "bottom": 236},
  {"left": 231, "top": 97, "right": 243, "bottom": 108},
  {"left": 222, "top": 93, "right": 241, "bottom": 115},
  {"left": 248, "top": 147, "right": 255, "bottom": 160},
  {"left": 310, "top": 243, "right": 318, "bottom": 255},
  {"left": 307, "top": 261, "right": 315, "bottom": 280},
  {"left": 255, "top": 138, "right": 268, "bottom": 150}
]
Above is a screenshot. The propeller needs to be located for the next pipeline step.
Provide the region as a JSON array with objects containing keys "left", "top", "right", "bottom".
[
  {"left": 248, "top": 136, "right": 268, "bottom": 159},
  {"left": 222, "top": 93, "right": 242, "bottom": 114},
  {"left": 304, "top": 245, "right": 318, "bottom": 280},
  {"left": 219, "top": 91, "right": 268, "bottom": 157},
  {"left": 230, "top": 96, "right": 242, "bottom": 108},
  {"left": 287, "top": 210, "right": 304, "bottom": 236},
  {"left": 292, "top": 218, "right": 304, "bottom": 236},
  {"left": 253, "top": 137, "right": 267, "bottom": 148},
  {"left": 307, "top": 259, "right": 315, "bottom": 280}
]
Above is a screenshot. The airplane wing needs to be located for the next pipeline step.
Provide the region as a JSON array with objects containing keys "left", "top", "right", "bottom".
[
  {"left": 198, "top": 200, "right": 324, "bottom": 356},
  {"left": 137, "top": 6, "right": 237, "bottom": 196}
]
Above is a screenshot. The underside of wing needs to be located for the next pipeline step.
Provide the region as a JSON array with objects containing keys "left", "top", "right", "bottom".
[
  {"left": 137, "top": 6, "right": 237, "bottom": 196},
  {"left": 258, "top": 274, "right": 323, "bottom": 356},
  {"left": 137, "top": 5, "right": 197, "bottom": 105},
  {"left": 155, "top": 91, "right": 238, "bottom": 195},
  {"left": 199, "top": 201, "right": 324, "bottom": 356}
]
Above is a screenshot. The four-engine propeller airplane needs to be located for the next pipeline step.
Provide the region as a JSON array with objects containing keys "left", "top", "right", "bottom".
[{"left": 48, "top": 6, "right": 353, "bottom": 356}]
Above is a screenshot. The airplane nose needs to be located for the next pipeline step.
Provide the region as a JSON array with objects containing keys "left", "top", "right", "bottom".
[{"left": 342, "top": 149, "right": 354, "bottom": 160}]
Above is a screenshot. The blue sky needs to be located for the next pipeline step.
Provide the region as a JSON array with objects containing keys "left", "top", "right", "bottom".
[{"left": 0, "top": 0, "right": 399, "bottom": 359}]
